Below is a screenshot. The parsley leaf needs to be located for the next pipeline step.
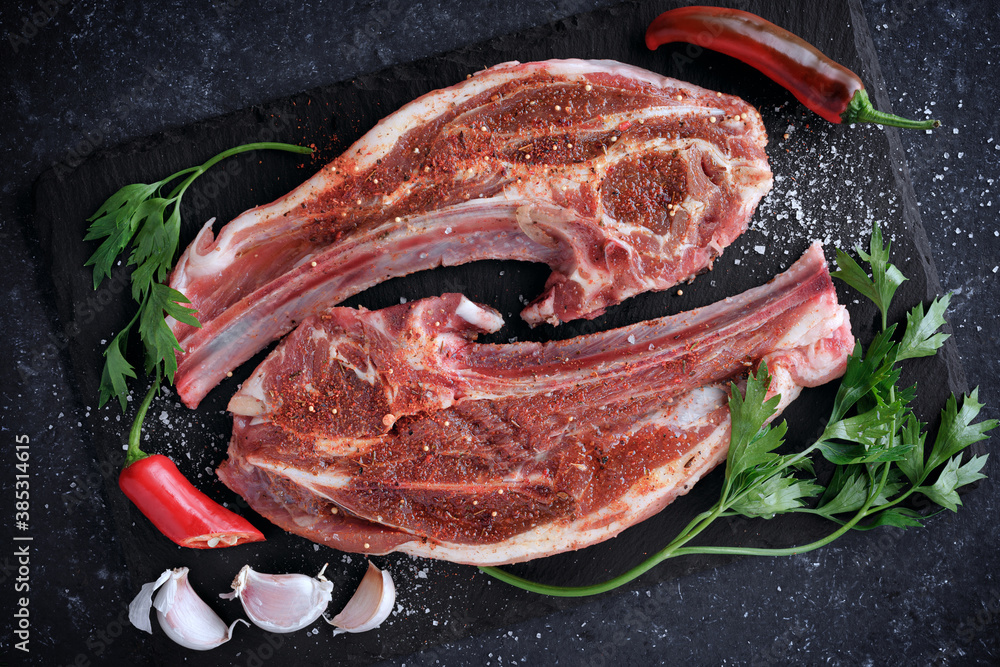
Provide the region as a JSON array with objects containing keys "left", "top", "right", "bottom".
[
  {"left": 918, "top": 456, "right": 964, "bottom": 512},
  {"left": 728, "top": 475, "right": 822, "bottom": 519},
  {"left": 912, "top": 391, "right": 994, "bottom": 512},
  {"left": 722, "top": 366, "right": 824, "bottom": 520},
  {"left": 138, "top": 284, "right": 200, "bottom": 383},
  {"left": 816, "top": 466, "right": 904, "bottom": 516},
  {"left": 100, "top": 330, "right": 137, "bottom": 411},
  {"left": 829, "top": 329, "right": 899, "bottom": 422},
  {"left": 925, "top": 389, "right": 997, "bottom": 472},
  {"left": 896, "top": 414, "right": 928, "bottom": 484},
  {"left": 832, "top": 220, "right": 906, "bottom": 328},
  {"left": 850, "top": 507, "right": 925, "bottom": 531},
  {"left": 84, "top": 183, "right": 161, "bottom": 289},
  {"left": 956, "top": 454, "right": 989, "bottom": 487},
  {"left": 725, "top": 364, "right": 784, "bottom": 480},
  {"left": 897, "top": 294, "right": 951, "bottom": 361},
  {"left": 821, "top": 403, "right": 903, "bottom": 449},
  {"left": 127, "top": 199, "right": 182, "bottom": 300}
]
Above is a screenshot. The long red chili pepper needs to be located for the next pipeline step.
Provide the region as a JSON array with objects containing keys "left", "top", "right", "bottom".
[
  {"left": 646, "top": 6, "right": 940, "bottom": 130},
  {"left": 119, "top": 374, "right": 266, "bottom": 548}
]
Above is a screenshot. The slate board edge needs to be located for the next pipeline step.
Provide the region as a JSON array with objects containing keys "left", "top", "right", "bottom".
[
  {"left": 847, "top": 0, "right": 968, "bottom": 398},
  {"left": 844, "top": 0, "right": 979, "bottom": 492}
]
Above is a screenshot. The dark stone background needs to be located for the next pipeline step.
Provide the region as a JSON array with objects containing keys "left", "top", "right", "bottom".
[{"left": 1, "top": 0, "right": 996, "bottom": 664}]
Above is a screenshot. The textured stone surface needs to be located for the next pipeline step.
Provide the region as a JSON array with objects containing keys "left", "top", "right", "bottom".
[{"left": 1, "top": 0, "right": 997, "bottom": 664}]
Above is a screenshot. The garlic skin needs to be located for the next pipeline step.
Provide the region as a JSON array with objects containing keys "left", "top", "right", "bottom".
[
  {"left": 326, "top": 561, "right": 395, "bottom": 633},
  {"left": 129, "top": 569, "right": 172, "bottom": 634},
  {"left": 221, "top": 564, "right": 334, "bottom": 633},
  {"left": 129, "top": 567, "right": 246, "bottom": 651}
]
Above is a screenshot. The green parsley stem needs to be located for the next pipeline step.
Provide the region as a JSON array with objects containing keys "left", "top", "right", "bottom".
[
  {"left": 166, "top": 143, "right": 312, "bottom": 199},
  {"left": 480, "top": 504, "right": 729, "bottom": 597},
  {"left": 201, "top": 141, "right": 312, "bottom": 168},
  {"left": 124, "top": 370, "right": 161, "bottom": 468},
  {"left": 163, "top": 168, "right": 201, "bottom": 199},
  {"left": 668, "top": 508, "right": 719, "bottom": 545},
  {"left": 672, "top": 463, "right": 891, "bottom": 558},
  {"left": 479, "top": 463, "right": 892, "bottom": 597},
  {"left": 108, "top": 302, "right": 142, "bottom": 349}
]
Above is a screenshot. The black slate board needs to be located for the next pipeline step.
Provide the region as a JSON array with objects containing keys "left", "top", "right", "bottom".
[{"left": 31, "top": 0, "right": 969, "bottom": 664}]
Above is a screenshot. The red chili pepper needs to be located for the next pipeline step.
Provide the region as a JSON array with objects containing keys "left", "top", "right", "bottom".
[
  {"left": 120, "top": 454, "right": 265, "bottom": 548},
  {"left": 645, "top": 6, "right": 940, "bottom": 130},
  {"left": 119, "top": 375, "right": 265, "bottom": 549}
]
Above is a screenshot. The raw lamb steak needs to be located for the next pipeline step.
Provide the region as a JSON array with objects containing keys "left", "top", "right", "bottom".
[
  {"left": 218, "top": 244, "right": 851, "bottom": 565},
  {"left": 169, "top": 59, "right": 773, "bottom": 407}
]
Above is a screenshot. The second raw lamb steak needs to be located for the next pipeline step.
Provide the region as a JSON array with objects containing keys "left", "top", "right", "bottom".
[{"left": 218, "top": 244, "right": 850, "bottom": 565}]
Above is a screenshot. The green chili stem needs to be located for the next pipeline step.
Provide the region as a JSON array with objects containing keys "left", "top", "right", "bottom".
[{"left": 842, "top": 89, "right": 940, "bottom": 130}]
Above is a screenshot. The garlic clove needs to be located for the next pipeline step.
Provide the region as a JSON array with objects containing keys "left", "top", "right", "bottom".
[
  {"left": 129, "top": 567, "right": 246, "bottom": 650},
  {"left": 129, "top": 569, "right": 172, "bottom": 634},
  {"left": 326, "top": 561, "right": 395, "bottom": 633},
  {"left": 222, "top": 564, "right": 334, "bottom": 633}
]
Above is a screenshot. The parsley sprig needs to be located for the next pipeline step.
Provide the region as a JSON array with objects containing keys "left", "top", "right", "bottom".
[
  {"left": 85, "top": 142, "right": 313, "bottom": 409},
  {"left": 481, "top": 222, "right": 996, "bottom": 596}
]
